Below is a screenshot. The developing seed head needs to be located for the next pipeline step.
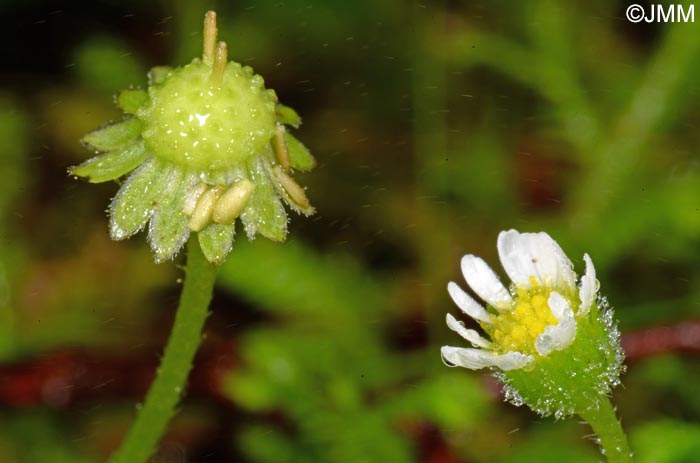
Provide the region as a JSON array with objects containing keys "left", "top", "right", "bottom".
[
  {"left": 138, "top": 61, "right": 278, "bottom": 172},
  {"left": 71, "top": 10, "right": 317, "bottom": 265}
]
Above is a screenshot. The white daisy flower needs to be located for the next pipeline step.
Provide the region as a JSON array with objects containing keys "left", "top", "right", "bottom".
[{"left": 441, "top": 230, "right": 623, "bottom": 418}]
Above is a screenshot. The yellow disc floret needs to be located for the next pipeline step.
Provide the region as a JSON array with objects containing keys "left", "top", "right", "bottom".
[{"left": 489, "top": 279, "right": 561, "bottom": 356}]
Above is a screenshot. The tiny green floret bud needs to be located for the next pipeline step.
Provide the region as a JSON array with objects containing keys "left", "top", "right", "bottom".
[{"left": 71, "top": 10, "right": 317, "bottom": 264}]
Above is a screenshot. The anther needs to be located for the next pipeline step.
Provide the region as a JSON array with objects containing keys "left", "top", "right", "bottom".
[
  {"left": 212, "top": 179, "right": 255, "bottom": 224},
  {"left": 188, "top": 187, "right": 222, "bottom": 232},
  {"left": 273, "top": 165, "right": 310, "bottom": 208},
  {"left": 183, "top": 183, "right": 209, "bottom": 216},
  {"left": 273, "top": 125, "right": 291, "bottom": 172}
]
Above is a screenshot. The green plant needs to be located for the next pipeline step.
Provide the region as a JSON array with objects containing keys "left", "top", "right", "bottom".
[{"left": 70, "top": 11, "right": 316, "bottom": 463}]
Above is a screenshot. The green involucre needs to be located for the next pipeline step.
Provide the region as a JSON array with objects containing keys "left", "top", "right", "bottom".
[
  {"left": 82, "top": 118, "right": 143, "bottom": 152},
  {"left": 241, "top": 156, "right": 288, "bottom": 241},
  {"left": 496, "top": 301, "right": 624, "bottom": 419},
  {"left": 275, "top": 104, "right": 301, "bottom": 128},
  {"left": 70, "top": 139, "right": 148, "bottom": 183},
  {"left": 286, "top": 133, "right": 316, "bottom": 172},
  {"left": 198, "top": 222, "right": 235, "bottom": 265},
  {"left": 109, "top": 158, "right": 175, "bottom": 240},
  {"left": 117, "top": 89, "right": 148, "bottom": 115},
  {"left": 148, "top": 172, "right": 197, "bottom": 262}
]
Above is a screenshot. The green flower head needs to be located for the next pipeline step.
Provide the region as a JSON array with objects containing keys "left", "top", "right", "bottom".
[
  {"left": 441, "top": 230, "right": 624, "bottom": 419},
  {"left": 71, "top": 11, "right": 316, "bottom": 264}
]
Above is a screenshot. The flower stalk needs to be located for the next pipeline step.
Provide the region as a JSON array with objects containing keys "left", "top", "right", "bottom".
[
  {"left": 579, "top": 397, "right": 633, "bottom": 463},
  {"left": 107, "top": 238, "right": 216, "bottom": 463}
]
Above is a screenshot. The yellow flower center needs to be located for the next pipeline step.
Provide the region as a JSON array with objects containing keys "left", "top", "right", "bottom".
[{"left": 489, "top": 278, "right": 559, "bottom": 356}]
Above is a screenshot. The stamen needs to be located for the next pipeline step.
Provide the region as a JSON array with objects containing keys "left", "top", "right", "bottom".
[
  {"left": 273, "top": 165, "right": 310, "bottom": 208},
  {"left": 203, "top": 11, "right": 218, "bottom": 66},
  {"left": 273, "top": 125, "right": 291, "bottom": 172},
  {"left": 188, "top": 187, "right": 222, "bottom": 232},
  {"left": 210, "top": 41, "right": 228, "bottom": 86},
  {"left": 183, "top": 183, "right": 209, "bottom": 216},
  {"left": 212, "top": 179, "right": 255, "bottom": 224}
]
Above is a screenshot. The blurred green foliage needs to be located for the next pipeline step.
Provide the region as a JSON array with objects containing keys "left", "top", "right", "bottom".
[
  {"left": 1, "top": 0, "right": 700, "bottom": 462},
  {"left": 0, "top": 412, "right": 93, "bottom": 463},
  {"left": 220, "top": 239, "right": 490, "bottom": 461},
  {"left": 631, "top": 420, "right": 700, "bottom": 463},
  {"left": 0, "top": 95, "right": 30, "bottom": 359},
  {"left": 72, "top": 36, "right": 146, "bottom": 95}
]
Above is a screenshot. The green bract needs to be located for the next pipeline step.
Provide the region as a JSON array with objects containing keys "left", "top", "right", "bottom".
[
  {"left": 496, "top": 299, "right": 623, "bottom": 419},
  {"left": 70, "top": 12, "right": 315, "bottom": 265}
]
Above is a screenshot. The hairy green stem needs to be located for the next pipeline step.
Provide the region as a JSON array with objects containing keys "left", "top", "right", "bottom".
[
  {"left": 108, "top": 239, "right": 217, "bottom": 463},
  {"left": 579, "top": 397, "right": 633, "bottom": 463}
]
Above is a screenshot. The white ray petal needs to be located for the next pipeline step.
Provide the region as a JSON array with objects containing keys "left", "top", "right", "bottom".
[
  {"left": 535, "top": 292, "right": 577, "bottom": 356},
  {"left": 441, "top": 346, "right": 533, "bottom": 371},
  {"left": 578, "top": 253, "right": 598, "bottom": 316},
  {"left": 497, "top": 230, "right": 576, "bottom": 290},
  {"left": 446, "top": 313, "right": 492, "bottom": 348},
  {"left": 447, "top": 282, "right": 492, "bottom": 324},
  {"left": 547, "top": 291, "right": 571, "bottom": 321},
  {"left": 461, "top": 255, "right": 513, "bottom": 311}
]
